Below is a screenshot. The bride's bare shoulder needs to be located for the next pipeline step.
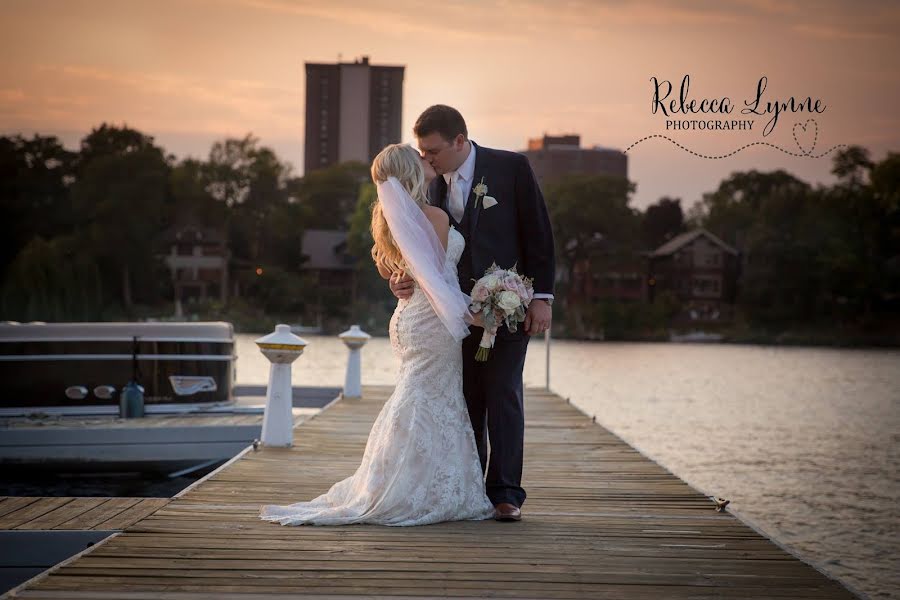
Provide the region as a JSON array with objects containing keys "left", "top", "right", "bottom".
[
  {"left": 421, "top": 205, "right": 449, "bottom": 250},
  {"left": 421, "top": 204, "right": 447, "bottom": 222}
]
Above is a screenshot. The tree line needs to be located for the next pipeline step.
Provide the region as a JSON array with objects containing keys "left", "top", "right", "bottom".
[{"left": 3, "top": 123, "right": 897, "bottom": 343}]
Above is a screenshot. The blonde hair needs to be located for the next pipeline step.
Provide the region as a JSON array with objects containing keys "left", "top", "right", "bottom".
[{"left": 369, "top": 144, "right": 429, "bottom": 275}]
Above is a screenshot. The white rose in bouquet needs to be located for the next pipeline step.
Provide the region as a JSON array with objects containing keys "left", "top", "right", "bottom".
[
  {"left": 497, "top": 290, "right": 521, "bottom": 313},
  {"left": 480, "top": 274, "right": 500, "bottom": 291}
]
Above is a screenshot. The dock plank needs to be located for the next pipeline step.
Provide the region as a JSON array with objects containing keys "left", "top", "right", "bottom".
[
  {"left": 0, "top": 496, "right": 39, "bottom": 519},
  {"left": 0, "top": 497, "right": 73, "bottom": 529},
  {"left": 92, "top": 499, "right": 171, "bottom": 530},
  {"left": 9, "top": 386, "right": 860, "bottom": 599},
  {"left": 14, "top": 498, "right": 111, "bottom": 530},
  {"left": 0, "top": 497, "right": 172, "bottom": 531},
  {"left": 54, "top": 498, "right": 142, "bottom": 530}
]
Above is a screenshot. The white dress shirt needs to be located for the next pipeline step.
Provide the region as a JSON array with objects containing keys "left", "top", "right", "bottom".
[{"left": 443, "top": 141, "right": 477, "bottom": 222}]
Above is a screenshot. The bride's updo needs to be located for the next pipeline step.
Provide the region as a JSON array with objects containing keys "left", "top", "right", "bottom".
[{"left": 370, "top": 144, "right": 428, "bottom": 275}]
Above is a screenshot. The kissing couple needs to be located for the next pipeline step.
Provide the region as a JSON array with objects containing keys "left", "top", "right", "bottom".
[{"left": 261, "top": 104, "right": 555, "bottom": 526}]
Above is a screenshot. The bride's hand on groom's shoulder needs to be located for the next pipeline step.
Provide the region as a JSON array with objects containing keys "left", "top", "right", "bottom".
[{"left": 389, "top": 271, "right": 415, "bottom": 300}]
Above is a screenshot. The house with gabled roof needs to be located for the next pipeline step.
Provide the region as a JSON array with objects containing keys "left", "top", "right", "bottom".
[
  {"left": 301, "top": 229, "right": 357, "bottom": 327},
  {"left": 648, "top": 228, "right": 740, "bottom": 323}
]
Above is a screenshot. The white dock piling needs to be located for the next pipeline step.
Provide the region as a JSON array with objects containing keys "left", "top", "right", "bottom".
[
  {"left": 256, "top": 324, "right": 307, "bottom": 447},
  {"left": 339, "top": 325, "right": 370, "bottom": 399}
]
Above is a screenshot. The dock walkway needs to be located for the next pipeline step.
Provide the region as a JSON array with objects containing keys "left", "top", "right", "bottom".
[
  {"left": 5, "top": 385, "right": 860, "bottom": 599},
  {"left": 0, "top": 498, "right": 169, "bottom": 531}
]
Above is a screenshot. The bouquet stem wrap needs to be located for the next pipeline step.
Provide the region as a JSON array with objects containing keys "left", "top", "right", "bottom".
[{"left": 475, "top": 328, "right": 495, "bottom": 362}]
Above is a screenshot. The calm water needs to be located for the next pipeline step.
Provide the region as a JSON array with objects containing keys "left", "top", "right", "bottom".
[
  {"left": 0, "top": 464, "right": 225, "bottom": 498},
  {"left": 237, "top": 333, "right": 899, "bottom": 599}
]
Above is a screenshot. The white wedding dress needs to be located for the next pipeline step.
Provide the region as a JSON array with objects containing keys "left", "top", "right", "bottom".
[{"left": 259, "top": 226, "right": 495, "bottom": 526}]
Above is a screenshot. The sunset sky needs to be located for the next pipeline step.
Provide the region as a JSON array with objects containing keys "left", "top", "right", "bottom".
[{"left": 2, "top": 0, "right": 898, "bottom": 210}]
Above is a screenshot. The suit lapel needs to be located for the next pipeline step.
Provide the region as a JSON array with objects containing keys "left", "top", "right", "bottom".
[{"left": 469, "top": 141, "right": 489, "bottom": 235}]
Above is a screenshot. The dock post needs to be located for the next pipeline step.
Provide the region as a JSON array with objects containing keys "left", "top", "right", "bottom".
[
  {"left": 255, "top": 324, "right": 307, "bottom": 447},
  {"left": 339, "top": 324, "right": 370, "bottom": 399}
]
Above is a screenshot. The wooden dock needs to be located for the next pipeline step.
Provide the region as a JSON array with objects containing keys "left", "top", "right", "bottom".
[
  {"left": 5, "top": 385, "right": 861, "bottom": 599},
  {"left": 0, "top": 497, "right": 169, "bottom": 531}
]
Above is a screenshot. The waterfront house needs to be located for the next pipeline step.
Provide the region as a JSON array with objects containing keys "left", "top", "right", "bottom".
[
  {"left": 568, "top": 234, "right": 648, "bottom": 305},
  {"left": 648, "top": 228, "right": 740, "bottom": 323},
  {"left": 300, "top": 229, "right": 356, "bottom": 326},
  {"left": 159, "top": 225, "right": 230, "bottom": 305}
]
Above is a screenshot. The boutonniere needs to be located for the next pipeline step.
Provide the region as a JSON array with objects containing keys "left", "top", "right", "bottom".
[{"left": 472, "top": 177, "right": 498, "bottom": 209}]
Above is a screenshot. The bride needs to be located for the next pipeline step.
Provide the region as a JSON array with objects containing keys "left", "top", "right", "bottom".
[{"left": 259, "top": 143, "right": 495, "bottom": 526}]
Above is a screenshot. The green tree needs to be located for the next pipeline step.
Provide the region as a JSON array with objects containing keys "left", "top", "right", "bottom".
[
  {"left": 820, "top": 146, "right": 894, "bottom": 320},
  {"left": 77, "top": 123, "right": 167, "bottom": 169},
  {"left": 205, "top": 134, "right": 258, "bottom": 208},
  {"left": 0, "top": 135, "right": 77, "bottom": 279},
  {"left": 544, "top": 174, "right": 639, "bottom": 283},
  {"left": 688, "top": 149, "right": 898, "bottom": 333},
  {"left": 831, "top": 145, "right": 874, "bottom": 189},
  {"left": 204, "top": 135, "right": 298, "bottom": 269},
  {"left": 544, "top": 174, "right": 640, "bottom": 337},
  {"left": 693, "top": 169, "right": 810, "bottom": 250},
  {"left": 292, "top": 161, "right": 370, "bottom": 230},
  {"left": 347, "top": 183, "right": 396, "bottom": 330},
  {"left": 170, "top": 158, "right": 227, "bottom": 228},
  {"left": 71, "top": 125, "right": 172, "bottom": 310},
  {"left": 642, "top": 196, "right": 684, "bottom": 249},
  {"left": 0, "top": 235, "right": 104, "bottom": 321},
  {"left": 737, "top": 183, "right": 821, "bottom": 326},
  {"left": 869, "top": 152, "right": 900, "bottom": 308}
]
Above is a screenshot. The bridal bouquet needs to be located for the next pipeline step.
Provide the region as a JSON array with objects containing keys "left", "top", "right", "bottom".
[{"left": 468, "top": 263, "right": 534, "bottom": 361}]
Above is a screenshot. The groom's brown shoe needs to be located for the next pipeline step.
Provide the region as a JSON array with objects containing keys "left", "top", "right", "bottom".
[{"left": 493, "top": 503, "right": 521, "bottom": 522}]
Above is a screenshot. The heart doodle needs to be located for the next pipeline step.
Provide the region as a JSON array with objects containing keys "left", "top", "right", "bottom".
[{"left": 793, "top": 119, "right": 818, "bottom": 156}]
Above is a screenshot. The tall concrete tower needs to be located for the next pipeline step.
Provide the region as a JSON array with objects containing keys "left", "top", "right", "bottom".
[{"left": 304, "top": 56, "right": 404, "bottom": 174}]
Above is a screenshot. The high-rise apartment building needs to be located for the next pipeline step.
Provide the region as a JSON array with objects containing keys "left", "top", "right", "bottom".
[{"left": 304, "top": 56, "right": 404, "bottom": 173}]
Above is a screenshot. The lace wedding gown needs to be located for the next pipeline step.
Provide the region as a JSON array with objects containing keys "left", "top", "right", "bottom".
[{"left": 259, "top": 226, "right": 495, "bottom": 526}]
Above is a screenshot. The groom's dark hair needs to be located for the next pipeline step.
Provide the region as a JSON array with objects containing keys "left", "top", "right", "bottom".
[{"left": 414, "top": 105, "right": 468, "bottom": 142}]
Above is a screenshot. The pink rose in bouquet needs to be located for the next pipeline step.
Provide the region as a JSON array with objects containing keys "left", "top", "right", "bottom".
[{"left": 471, "top": 284, "right": 490, "bottom": 303}]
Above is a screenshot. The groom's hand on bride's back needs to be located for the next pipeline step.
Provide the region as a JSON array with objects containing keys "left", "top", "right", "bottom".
[{"left": 388, "top": 272, "right": 415, "bottom": 300}]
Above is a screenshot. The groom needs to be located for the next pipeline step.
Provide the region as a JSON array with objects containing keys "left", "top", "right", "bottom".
[{"left": 389, "top": 105, "right": 555, "bottom": 521}]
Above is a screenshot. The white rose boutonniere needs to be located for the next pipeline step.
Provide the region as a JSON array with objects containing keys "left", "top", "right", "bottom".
[{"left": 472, "top": 177, "right": 490, "bottom": 208}]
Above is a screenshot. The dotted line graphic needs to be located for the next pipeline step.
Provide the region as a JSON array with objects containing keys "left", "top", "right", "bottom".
[{"left": 624, "top": 119, "right": 846, "bottom": 159}]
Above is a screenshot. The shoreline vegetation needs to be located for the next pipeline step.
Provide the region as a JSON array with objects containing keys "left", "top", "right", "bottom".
[
  {"left": 117, "top": 298, "right": 899, "bottom": 349},
  {"left": 3, "top": 124, "right": 898, "bottom": 348}
]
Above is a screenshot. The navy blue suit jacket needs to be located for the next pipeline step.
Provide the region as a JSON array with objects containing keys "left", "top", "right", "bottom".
[{"left": 427, "top": 141, "right": 555, "bottom": 297}]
